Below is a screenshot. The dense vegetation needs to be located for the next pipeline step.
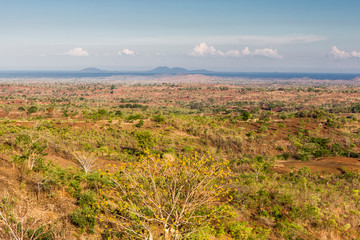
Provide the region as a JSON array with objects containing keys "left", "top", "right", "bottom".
[{"left": 0, "top": 79, "right": 360, "bottom": 239}]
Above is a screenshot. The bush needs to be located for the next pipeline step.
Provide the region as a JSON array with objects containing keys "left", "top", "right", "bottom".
[
  {"left": 152, "top": 114, "right": 166, "bottom": 123},
  {"left": 135, "top": 119, "right": 144, "bottom": 128},
  {"left": 240, "top": 110, "right": 251, "bottom": 121},
  {"left": 229, "top": 222, "right": 253, "bottom": 240},
  {"left": 126, "top": 114, "right": 142, "bottom": 121},
  {"left": 71, "top": 208, "right": 96, "bottom": 233},
  {"left": 133, "top": 130, "right": 155, "bottom": 149},
  {"left": 27, "top": 106, "right": 38, "bottom": 114},
  {"left": 259, "top": 125, "right": 268, "bottom": 132},
  {"left": 78, "top": 190, "right": 97, "bottom": 208}
]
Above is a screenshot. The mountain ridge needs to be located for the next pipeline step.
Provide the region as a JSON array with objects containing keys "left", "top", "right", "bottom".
[
  {"left": 146, "top": 66, "right": 213, "bottom": 74},
  {"left": 80, "top": 67, "right": 109, "bottom": 73}
]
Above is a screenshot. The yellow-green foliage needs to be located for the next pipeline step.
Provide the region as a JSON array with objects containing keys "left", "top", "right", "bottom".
[{"left": 97, "top": 151, "right": 235, "bottom": 239}]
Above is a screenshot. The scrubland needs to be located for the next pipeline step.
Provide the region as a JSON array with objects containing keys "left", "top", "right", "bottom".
[{"left": 1, "top": 76, "right": 360, "bottom": 239}]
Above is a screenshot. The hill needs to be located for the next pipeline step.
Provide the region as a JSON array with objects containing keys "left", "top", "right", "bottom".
[
  {"left": 80, "top": 67, "right": 108, "bottom": 73},
  {"left": 146, "top": 66, "right": 212, "bottom": 74}
]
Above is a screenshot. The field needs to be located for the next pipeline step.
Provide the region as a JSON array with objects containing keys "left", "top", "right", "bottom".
[{"left": 1, "top": 75, "right": 360, "bottom": 239}]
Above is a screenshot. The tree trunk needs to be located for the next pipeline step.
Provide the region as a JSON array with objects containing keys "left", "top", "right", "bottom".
[{"left": 164, "top": 227, "right": 170, "bottom": 240}]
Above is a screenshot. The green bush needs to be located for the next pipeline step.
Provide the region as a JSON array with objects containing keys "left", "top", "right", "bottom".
[
  {"left": 229, "top": 222, "right": 253, "bottom": 240},
  {"left": 135, "top": 119, "right": 144, "bottom": 128},
  {"left": 68, "top": 180, "right": 82, "bottom": 198},
  {"left": 27, "top": 106, "right": 38, "bottom": 114},
  {"left": 152, "top": 114, "right": 166, "bottom": 123},
  {"left": 126, "top": 114, "right": 143, "bottom": 121},
  {"left": 78, "top": 190, "right": 97, "bottom": 208},
  {"left": 71, "top": 207, "right": 96, "bottom": 233},
  {"left": 133, "top": 130, "right": 155, "bottom": 149}
]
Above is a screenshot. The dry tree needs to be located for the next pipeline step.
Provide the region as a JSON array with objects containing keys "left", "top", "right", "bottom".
[
  {"left": 46, "top": 136, "right": 97, "bottom": 173},
  {"left": 72, "top": 151, "right": 97, "bottom": 173},
  {"left": 0, "top": 197, "right": 54, "bottom": 240}
]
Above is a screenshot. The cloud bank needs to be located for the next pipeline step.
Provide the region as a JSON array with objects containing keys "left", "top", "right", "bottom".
[
  {"left": 234, "top": 34, "right": 326, "bottom": 45},
  {"left": 189, "top": 42, "right": 282, "bottom": 59},
  {"left": 62, "top": 48, "right": 89, "bottom": 56},
  {"left": 329, "top": 46, "right": 360, "bottom": 59},
  {"left": 104, "top": 34, "right": 325, "bottom": 47},
  {"left": 118, "top": 49, "right": 136, "bottom": 56}
]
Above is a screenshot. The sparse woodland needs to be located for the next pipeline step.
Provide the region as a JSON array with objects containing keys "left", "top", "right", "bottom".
[{"left": 1, "top": 78, "right": 360, "bottom": 239}]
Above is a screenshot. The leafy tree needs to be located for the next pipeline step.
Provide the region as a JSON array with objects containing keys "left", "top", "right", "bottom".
[
  {"left": 240, "top": 110, "right": 251, "bottom": 121},
  {"left": 249, "top": 156, "right": 273, "bottom": 181},
  {"left": 27, "top": 106, "right": 38, "bottom": 115},
  {"left": 13, "top": 134, "right": 47, "bottom": 172}
]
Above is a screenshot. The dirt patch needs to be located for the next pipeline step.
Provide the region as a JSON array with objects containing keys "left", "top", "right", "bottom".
[
  {"left": 0, "top": 157, "right": 20, "bottom": 196},
  {"left": 46, "top": 154, "right": 78, "bottom": 169},
  {"left": 274, "top": 157, "right": 360, "bottom": 174}
]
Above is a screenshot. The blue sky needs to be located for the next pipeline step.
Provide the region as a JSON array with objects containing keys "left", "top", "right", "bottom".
[{"left": 1, "top": 0, "right": 360, "bottom": 72}]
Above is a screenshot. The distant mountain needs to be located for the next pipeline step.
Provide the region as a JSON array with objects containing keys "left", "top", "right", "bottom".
[
  {"left": 146, "top": 66, "right": 213, "bottom": 74},
  {"left": 80, "top": 67, "right": 108, "bottom": 73}
]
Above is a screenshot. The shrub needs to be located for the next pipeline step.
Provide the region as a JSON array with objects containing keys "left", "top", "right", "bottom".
[
  {"left": 229, "top": 222, "right": 253, "bottom": 240},
  {"left": 135, "top": 119, "right": 144, "bottom": 128},
  {"left": 152, "top": 114, "right": 166, "bottom": 123},
  {"left": 259, "top": 125, "right": 268, "bottom": 132},
  {"left": 133, "top": 130, "right": 155, "bottom": 149},
  {"left": 71, "top": 208, "right": 96, "bottom": 233},
  {"left": 126, "top": 114, "right": 142, "bottom": 121},
  {"left": 27, "top": 106, "right": 38, "bottom": 114},
  {"left": 240, "top": 110, "right": 251, "bottom": 121}
]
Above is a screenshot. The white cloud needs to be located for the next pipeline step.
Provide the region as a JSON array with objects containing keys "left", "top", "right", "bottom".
[
  {"left": 118, "top": 48, "right": 136, "bottom": 56},
  {"left": 224, "top": 49, "right": 241, "bottom": 57},
  {"left": 62, "top": 48, "right": 89, "bottom": 56},
  {"left": 329, "top": 46, "right": 360, "bottom": 59},
  {"left": 155, "top": 52, "right": 167, "bottom": 56},
  {"left": 189, "top": 43, "right": 282, "bottom": 59},
  {"left": 329, "top": 46, "right": 350, "bottom": 59},
  {"left": 189, "top": 42, "right": 222, "bottom": 56},
  {"left": 253, "top": 48, "right": 282, "bottom": 59},
  {"left": 241, "top": 47, "right": 251, "bottom": 56},
  {"left": 351, "top": 50, "right": 360, "bottom": 58}
]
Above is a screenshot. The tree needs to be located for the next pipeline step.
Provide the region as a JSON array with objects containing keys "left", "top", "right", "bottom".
[
  {"left": 249, "top": 156, "right": 273, "bottom": 181},
  {"left": 98, "top": 151, "right": 234, "bottom": 239},
  {"left": 72, "top": 151, "right": 97, "bottom": 173},
  {"left": 27, "top": 106, "right": 38, "bottom": 115},
  {"left": 13, "top": 133, "right": 47, "bottom": 172},
  {"left": 0, "top": 198, "right": 54, "bottom": 240}
]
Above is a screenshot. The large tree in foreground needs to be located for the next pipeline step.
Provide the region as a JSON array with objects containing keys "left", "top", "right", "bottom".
[{"left": 98, "top": 151, "right": 234, "bottom": 240}]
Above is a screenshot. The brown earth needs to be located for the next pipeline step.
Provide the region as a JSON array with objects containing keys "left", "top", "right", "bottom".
[
  {"left": 274, "top": 157, "right": 360, "bottom": 174},
  {"left": 0, "top": 155, "right": 77, "bottom": 237}
]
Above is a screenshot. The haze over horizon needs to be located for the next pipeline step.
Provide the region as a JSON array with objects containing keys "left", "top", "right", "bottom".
[{"left": 1, "top": 0, "right": 360, "bottom": 73}]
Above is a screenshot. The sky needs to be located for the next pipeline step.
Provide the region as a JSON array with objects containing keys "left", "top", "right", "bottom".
[{"left": 0, "top": 0, "right": 360, "bottom": 72}]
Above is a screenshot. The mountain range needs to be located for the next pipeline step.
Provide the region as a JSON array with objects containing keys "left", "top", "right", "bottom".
[
  {"left": 80, "top": 66, "right": 212, "bottom": 74},
  {"left": 145, "top": 66, "right": 212, "bottom": 74}
]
